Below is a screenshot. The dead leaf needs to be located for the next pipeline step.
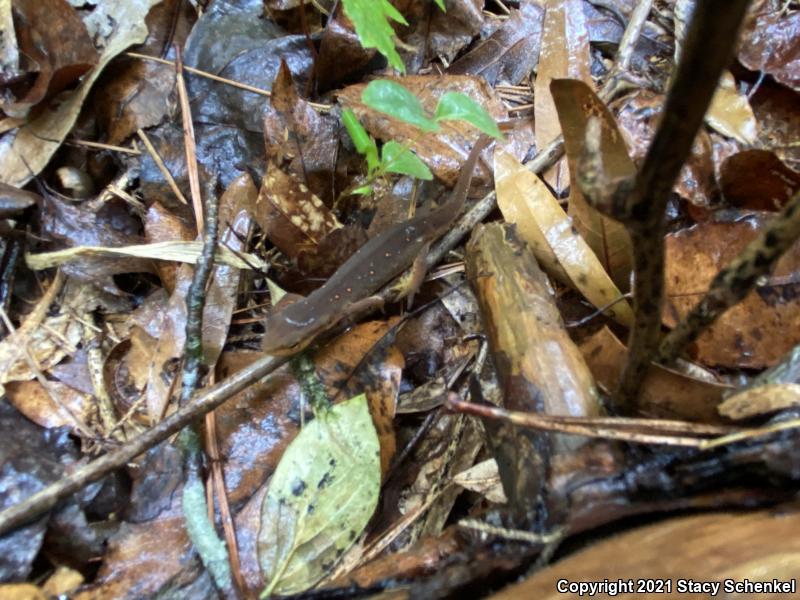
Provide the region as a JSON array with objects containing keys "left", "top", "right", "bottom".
[
  {"left": 739, "top": 0, "right": 800, "bottom": 92},
  {"left": 579, "top": 326, "right": 731, "bottom": 422},
  {"left": 257, "top": 162, "right": 342, "bottom": 260},
  {"left": 448, "top": 2, "right": 544, "bottom": 86},
  {"left": 665, "top": 216, "right": 800, "bottom": 368},
  {"left": 452, "top": 458, "right": 507, "bottom": 504},
  {"left": 613, "top": 89, "right": 718, "bottom": 208},
  {"left": 263, "top": 59, "right": 339, "bottom": 203},
  {"left": 316, "top": 4, "right": 375, "bottom": 91},
  {"left": 550, "top": 78, "right": 634, "bottom": 288},
  {"left": 73, "top": 495, "right": 196, "bottom": 600},
  {"left": 4, "top": 380, "right": 89, "bottom": 430},
  {"left": 718, "top": 383, "right": 800, "bottom": 420},
  {"left": 2, "top": 0, "right": 98, "bottom": 117},
  {"left": 214, "top": 320, "right": 402, "bottom": 505},
  {"left": 398, "top": 0, "right": 484, "bottom": 73},
  {"left": 720, "top": 150, "right": 800, "bottom": 211},
  {"left": 534, "top": 0, "right": 591, "bottom": 190},
  {"left": 706, "top": 71, "right": 758, "bottom": 145},
  {"left": 94, "top": 0, "right": 195, "bottom": 144},
  {"left": 494, "top": 148, "right": 633, "bottom": 327},
  {"left": 0, "top": 0, "right": 162, "bottom": 186}
]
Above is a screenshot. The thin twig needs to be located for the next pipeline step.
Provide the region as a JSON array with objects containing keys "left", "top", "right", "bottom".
[
  {"left": 175, "top": 47, "right": 237, "bottom": 597},
  {"left": 446, "top": 398, "right": 723, "bottom": 447},
  {"left": 658, "top": 188, "right": 800, "bottom": 365},
  {"left": 175, "top": 52, "right": 205, "bottom": 231},
  {"left": 136, "top": 129, "right": 189, "bottom": 205},
  {"left": 66, "top": 138, "right": 141, "bottom": 155}
]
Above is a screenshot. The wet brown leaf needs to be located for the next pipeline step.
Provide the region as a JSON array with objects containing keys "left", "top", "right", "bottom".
[
  {"left": 143, "top": 177, "right": 256, "bottom": 420},
  {"left": 144, "top": 202, "right": 195, "bottom": 293},
  {"left": 534, "top": 0, "right": 592, "bottom": 190},
  {"left": 39, "top": 194, "right": 150, "bottom": 292},
  {"left": 579, "top": 326, "right": 730, "bottom": 422},
  {"left": 397, "top": 0, "right": 484, "bottom": 73},
  {"left": 665, "top": 216, "right": 800, "bottom": 368},
  {"left": 613, "top": 89, "right": 718, "bottom": 208},
  {"left": 0, "top": 0, "right": 161, "bottom": 186},
  {"left": 263, "top": 60, "right": 339, "bottom": 203},
  {"left": 4, "top": 380, "right": 89, "bottom": 430},
  {"left": 751, "top": 80, "right": 800, "bottom": 170},
  {"left": 256, "top": 162, "right": 342, "bottom": 260},
  {"left": 338, "top": 74, "right": 504, "bottom": 186},
  {"left": 2, "top": 0, "right": 98, "bottom": 117},
  {"left": 739, "top": 0, "right": 800, "bottom": 92},
  {"left": 0, "top": 182, "right": 38, "bottom": 217},
  {"left": 448, "top": 2, "right": 544, "bottom": 86},
  {"left": 73, "top": 495, "right": 199, "bottom": 600},
  {"left": 215, "top": 320, "right": 401, "bottom": 505},
  {"left": 316, "top": 4, "right": 375, "bottom": 91},
  {"left": 94, "top": 0, "right": 195, "bottom": 144},
  {"left": 720, "top": 149, "right": 800, "bottom": 211}
]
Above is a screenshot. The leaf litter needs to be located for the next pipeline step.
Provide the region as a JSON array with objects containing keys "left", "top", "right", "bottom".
[{"left": 1, "top": 0, "right": 800, "bottom": 597}]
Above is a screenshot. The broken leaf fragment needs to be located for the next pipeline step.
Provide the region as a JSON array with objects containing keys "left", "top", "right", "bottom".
[{"left": 258, "top": 394, "right": 380, "bottom": 597}]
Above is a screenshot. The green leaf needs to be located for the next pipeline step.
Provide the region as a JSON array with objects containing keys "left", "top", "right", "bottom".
[
  {"left": 342, "top": 0, "right": 407, "bottom": 73},
  {"left": 381, "top": 141, "right": 433, "bottom": 180},
  {"left": 433, "top": 0, "right": 446, "bottom": 10},
  {"left": 362, "top": 80, "right": 439, "bottom": 132},
  {"left": 342, "top": 108, "right": 380, "bottom": 173},
  {"left": 258, "top": 394, "right": 381, "bottom": 597},
  {"left": 434, "top": 92, "right": 503, "bottom": 139},
  {"left": 342, "top": 108, "right": 371, "bottom": 154}
]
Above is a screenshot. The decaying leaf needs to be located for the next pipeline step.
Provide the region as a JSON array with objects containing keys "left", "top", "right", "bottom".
[
  {"left": 739, "top": 0, "right": 800, "bottom": 92},
  {"left": 452, "top": 458, "right": 507, "bottom": 504},
  {"left": 263, "top": 59, "right": 339, "bottom": 203},
  {"left": 4, "top": 380, "right": 90, "bottom": 431},
  {"left": 448, "top": 2, "right": 543, "bottom": 86},
  {"left": 494, "top": 148, "right": 633, "bottom": 327},
  {"left": 665, "top": 216, "right": 800, "bottom": 368},
  {"left": 1, "top": 0, "right": 98, "bottom": 117},
  {"left": 579, "top": 326, "right": 730, "bottom": 422},
  {"left": 718, "top": 383, "right": 800, "bottom": 420},
  {"left": 0, "top": 0, "right": 161, "bottom": 186},
  {"left": 94, "top": 0, "right": 195, "bottom": 144},
  {"left": 258, "top": 394, "right": 380, "bottom": 596},
  {"left": 719, "top": 149, "right": 800, "bottom": 211},
  {"left": 256, "top": 162, "right": 342, "bottom": 260},
  {"left": 612, "top": 89, "right": 718, "bottom": 208},
  {"left": 550, "top": 78, "right": 634, "bottom": 288}
]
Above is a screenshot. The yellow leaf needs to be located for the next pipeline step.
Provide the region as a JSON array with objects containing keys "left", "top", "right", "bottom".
[{"left": 495, "top": 149, "right": 633, "bottom": 327}]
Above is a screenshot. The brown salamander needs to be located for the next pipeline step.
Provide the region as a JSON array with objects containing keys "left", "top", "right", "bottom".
[{"left": 261, "top": 136, "right": 490, "bottom": 355}]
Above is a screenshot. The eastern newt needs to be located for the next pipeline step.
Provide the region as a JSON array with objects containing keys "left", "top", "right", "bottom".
[{"left": 262, "top": 136, "right": 490, "bottom": 355}]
